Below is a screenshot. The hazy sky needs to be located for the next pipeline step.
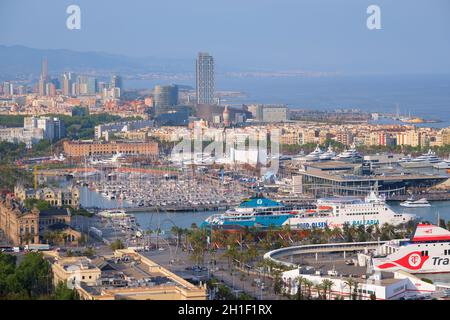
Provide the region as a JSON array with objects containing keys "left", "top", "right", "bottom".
[{"left": 1, "top": 0, "right": 449, "bottom": 74}]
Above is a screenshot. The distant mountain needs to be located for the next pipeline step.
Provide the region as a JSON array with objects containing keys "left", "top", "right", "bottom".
[{"left": 0, "top": 45, "right": 194, "bottom": 78}]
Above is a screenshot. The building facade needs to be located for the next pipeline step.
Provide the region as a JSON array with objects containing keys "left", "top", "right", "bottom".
[
  {"left": 0, "top": 194, "right": 79, "bottom": 246},
  {"left": 196, "top": 52, "right": 215, "bottom": 105},
  {"left": 153, "top": 85, "right": 178, "bottom": 115},
  {"left": 63, "top": 140, "right": 159, "bottom": 157}
]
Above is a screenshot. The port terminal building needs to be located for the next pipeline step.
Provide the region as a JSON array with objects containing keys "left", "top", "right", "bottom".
[{"left": 291, "top": 161, "right": 448, "bottom": 197}]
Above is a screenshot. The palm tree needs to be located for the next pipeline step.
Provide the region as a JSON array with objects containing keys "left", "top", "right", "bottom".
[
  {"left": 314, "top": 283, "right": 324, "bottom": 299},
  {"left": 353, "top": 282, "right": 360, "bottom": 300},
  {"left": 323, "top": 226, "right": 333, "bottom": 242},
  {"left": 331, "top": 227, "right": 344, "bottom": 242},
  {"left": 344, "top": 278, "right": 358, "bottom": 300},
  {"left": 321, "top": 279, "right": 334, "bottom": 300},
  {"left": 295, "top": 276, "right": 305, "bottom": 300},
  {"left": 303, "top": 279, "right": 314, "bottom": 300},
  {"left": 272, "top": 270, "right": 283, "bottom": 297}
]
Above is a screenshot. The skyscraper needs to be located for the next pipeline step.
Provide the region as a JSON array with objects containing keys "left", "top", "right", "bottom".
[
  {"left": 62, "top": 73, "right": 72, "bottom": 96},
  {"left": 110, "top": 75, "right": 123, "bottom": 91},
  {"left": 39, "top": 57, "right": 50, "bottom": 96},
  {"left": 41, "top": 57, "right": 49, "bottom": 81},
  {"left": 153, "top": 85, "right": 179, "bottom": 115},
  {"left": 196, "top": 52, "right": 215, "bottom": 105},
  {"left": 77, "top": 75, "right": 97, "bottom": 95}
]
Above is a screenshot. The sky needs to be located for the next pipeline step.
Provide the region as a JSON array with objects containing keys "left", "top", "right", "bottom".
[{"left": 0, "top": 0, "right": 449, "bottom": 74}]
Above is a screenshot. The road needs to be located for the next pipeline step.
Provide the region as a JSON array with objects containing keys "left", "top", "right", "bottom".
[{"left": 142, "top": 245, "right": 282, "bottom": 300}]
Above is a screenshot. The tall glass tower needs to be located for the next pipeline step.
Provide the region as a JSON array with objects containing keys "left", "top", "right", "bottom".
[{"left": 196, "top": 52, "right": 215, "bottom": 105}]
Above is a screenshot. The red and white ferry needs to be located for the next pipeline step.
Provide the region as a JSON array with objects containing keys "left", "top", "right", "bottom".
[{"left": 373, "top": 223, "right": 450, "bottom": 274}]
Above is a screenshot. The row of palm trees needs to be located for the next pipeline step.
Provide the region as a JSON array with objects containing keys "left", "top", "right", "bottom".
[{"left": 283, "top": 276, "right": 366, "bottom": 300}]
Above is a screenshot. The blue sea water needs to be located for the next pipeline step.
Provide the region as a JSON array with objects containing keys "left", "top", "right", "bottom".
[{"left": 126, "top": 74, "right": 450, "bottom": 128}]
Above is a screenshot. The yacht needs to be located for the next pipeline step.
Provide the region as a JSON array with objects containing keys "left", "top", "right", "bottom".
[
  {"left": 400, "top": 198, "right": 431, "bottom": 207},
  {"left": 399, "top": 149, "right": 442, "bottom": 168},
  {"left": 433, "top": 159, "right": 450, "bottom": 170},
  {"left": 333, "top": 144, "right": 362, "bottom": 162},
  {"left": 98, "top": 209, "right": 127, "bottom": 218},
  {"left": 319, "top": 146, "right": 336, "bottom": 160},
  {"left": 398, "top": 154, "right": 413, "bottom": 163},
  {"left": 304, "top": 145, "right": 324, "bottom": 161}
]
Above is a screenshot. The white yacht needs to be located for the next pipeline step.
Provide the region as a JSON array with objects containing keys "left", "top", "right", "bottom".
[
  {"left": 398, "top": 154, "right": 413, "bottom": 163},
  {"left": 433, "top": 159, "right": 450, "bottom": 170},
  {"left": 400, "top": 198, "right": 431, "bottom": 207},
  {"left": 333, "top": 144, "right": 362, "bottom": 162},
  {"left": 319, "top": 146, "right": 336, "bottom": 160},
  {"left": 98, "top": 209, "right": 127, "bottom": 218},
  {"left": 399, "top": 149, "right": 442, "bottom": 168},
  {"left": 304, "top": 145, "right": 324, "bottom": 161}
]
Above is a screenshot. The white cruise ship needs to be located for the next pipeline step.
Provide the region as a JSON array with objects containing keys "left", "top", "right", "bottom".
[
  {"left": 373, "top": 224, "right": 450, "bottom": 274},
  {"left": 333, "top": 144, "right": 362, "bottom": 162},
  {"left": 399, "top": 149, "right": 442, "bottom": 168},
  {"left": 284, "top": 192, "right": 415, "bottom": 230}
]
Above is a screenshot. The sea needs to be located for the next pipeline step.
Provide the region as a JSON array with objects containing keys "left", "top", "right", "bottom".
[{"left": 126, "top": 73, "right": 450, "bottom": 128}]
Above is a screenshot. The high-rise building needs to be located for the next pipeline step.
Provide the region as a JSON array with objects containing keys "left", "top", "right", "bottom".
[
  {"left": 24, "top": 116, "right": 65, "bottom": 142},
  {"left": 38, "top": 57, "right": 50, "bottom": 96},
  {"left": 62, "top": 73, "right": 72, "bottom": 96},
  {"left": 153, "top": 85, "right": 178, "bottom": 114},
  {"left": 196, "top": 52, "right": 215, "bottom": 105},
  {"left": 110, "top": 75, "right": 123, "bottom": 90},
  {"left": 41, "top": 57, "right": 49, "bottom": 81},
  {"left": 77, "top": 76, "right": 97, "bottom": 95},
  {"left": 2, "top": 82, "right": 14, "bottom": 96},
  {"left": 38, "top": 78, "right": 46, "bottom": 96}
]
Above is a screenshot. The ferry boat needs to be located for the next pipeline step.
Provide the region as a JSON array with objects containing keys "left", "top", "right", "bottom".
[
  {"left": 202, "top": 196, "right": 299, "bottom": 228},
  {"left": 399, "top": 149, "right": 442, "bottom": 168},
  {"left": 284, "top": 191, "right": 415, "bottom": 230},
  {"left": 400, "top": 198, "right": 431, "bottom": 208},
  {"left": 202, "top": 192, "right": 415, "bottom": 230},
  {"left": 372, "top": 224, "right": 450, "bottom": 274},
  {"left": 333, "top": 144, "right": 362, "bottom": 162}
]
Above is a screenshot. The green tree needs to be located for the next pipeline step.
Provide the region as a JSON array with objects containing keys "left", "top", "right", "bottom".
[
  {"left": 296, "top": 276, "right": 305, "bottom": 300},
  {"left": 110, "top": 239, "right": 125, "bottom": 251},
  {"left": 0, "top": 253, "right": 17, "bottom": 297},
  {"left": 187, "top": 229, "right": 207, "bottom": 266},
  {"left": 272, "top": 270, "right": 283, "bottom": 296},
  {"left": 303, "top": 279, "right": 314, "bottom": 300},
  {"left": 53, "top": 281, "right": 80, "bottom": 300},
  {"left": 321, "top": 279, "right": 334, "bottom": 300},
  {"left": 12, "top": 252, "right": 51, "bottom": 298}
]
